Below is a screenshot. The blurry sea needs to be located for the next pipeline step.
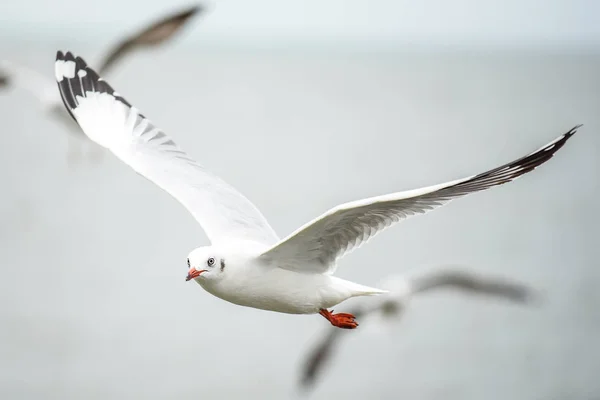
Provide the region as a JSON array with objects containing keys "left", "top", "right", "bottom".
[{"left": 0, "top": 39, "right": 598, "bottom": 399}]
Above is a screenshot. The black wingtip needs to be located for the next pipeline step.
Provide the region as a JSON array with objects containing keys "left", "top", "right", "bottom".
[
  {"left": 55, "top": 50, "right": 140, "bottom": 121},
  {"left": 541, "top": 124, "right": 581, "bottom": 157},
  {"left": 161, "top": 3, "right": 206, "bottom": 23},
  {"left": 558, "top": 124, "right": 582, "bottom": 145},
  {"left": 437, "top": 124, "right": 580, "bottom": 196},
  {"left": 55, "top": 50, "right": 80, "bottom": 121},
  {"left": 566, "top": 124, "right": 583, "bottom": 137},
  {"left": 56, "top": 50, "right": 89, "bottom": 65},
  {"left": 183, "top": 3, "right": 206, "bottom": 17},
  {"left": 191, "top": 3, "right": 204, "bottom": 13}
]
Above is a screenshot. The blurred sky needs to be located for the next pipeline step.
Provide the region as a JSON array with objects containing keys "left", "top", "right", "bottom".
[{"left": 1, "top": 0, "right": 599, "bottom": 49}]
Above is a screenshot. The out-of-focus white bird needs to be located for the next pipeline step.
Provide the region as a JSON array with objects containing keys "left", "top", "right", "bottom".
[
  {"left": 298, "top": 266, "right": 537, "bottom": 392},
  {"left": 0, "top": 5, "right": 204, "bottom": 164},
  {"left": 54, "top": 51, "right": 577, "bottom": 331}
]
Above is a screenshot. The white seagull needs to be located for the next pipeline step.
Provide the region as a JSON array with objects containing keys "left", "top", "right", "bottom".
[
  {"left": 54, "top": 51, "right": 579, "bottom": 330},
  {"left": 298, "top": 266, "right": 537, "bottom": 390},
  {"left": 1, "top": 5, "right": 203, "bottom": 163}
]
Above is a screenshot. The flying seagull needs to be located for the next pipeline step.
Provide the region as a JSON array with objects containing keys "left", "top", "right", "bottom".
[
  {"left": 93, "top": 5, "right": 204, "bottom": 77},
  {"left": 298, "top": 267, "right": 537, "bottom": 391},
  {"left": 54, "top": 51, "right": 579, "bottom": 330},
  {"left": 0, "top": 5, "right": 203, "bottom": 163}
]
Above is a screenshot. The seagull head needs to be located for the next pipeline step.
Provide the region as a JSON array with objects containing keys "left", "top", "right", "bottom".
[{"left": 186, "top": 246, "right": 226, "bottom": 282}]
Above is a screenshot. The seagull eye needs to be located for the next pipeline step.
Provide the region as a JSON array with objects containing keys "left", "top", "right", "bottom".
[
  {"left": 187, "top": 258, "right": 190, "bottom": 268},
  {"left": 207, "top": 257, "right": 215, "bottom": 267}
]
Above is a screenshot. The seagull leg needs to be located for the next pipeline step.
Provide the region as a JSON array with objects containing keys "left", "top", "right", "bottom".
[{"left": 319, "top": 309, "right": 358, "bottom": 329}]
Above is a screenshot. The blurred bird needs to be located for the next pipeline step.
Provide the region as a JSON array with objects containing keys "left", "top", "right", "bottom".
[
  {"left": 0, "top": 4, "right": 204, "bottom": 165},
  {"left": 298, "top": 266, "right": 537, "bottom": 392},
  {"left": 54, "top": 51, "right": 578, "bottom": 331}
]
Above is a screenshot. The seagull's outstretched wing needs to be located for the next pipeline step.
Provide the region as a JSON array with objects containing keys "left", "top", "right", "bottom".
[
  {"left": 96, "top": 5, "right": 204, "bottom": 76},
  {"left": 261, "top": 126, "right": 579, "bottom": 273},
  {"left": 408, "top": 267, "right": 536, "bottom": 302},
  {"left": 54, "top": 51, "right": 278, "bottom": 245}
]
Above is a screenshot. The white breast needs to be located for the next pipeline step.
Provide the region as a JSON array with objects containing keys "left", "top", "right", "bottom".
[{"left": 197, "top": 262, "right": 353, "bottom": 314}]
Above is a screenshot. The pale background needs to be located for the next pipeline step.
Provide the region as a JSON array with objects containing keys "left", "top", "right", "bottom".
[{"left": 0, "top": 1, "right": 598, "bottom": 399}]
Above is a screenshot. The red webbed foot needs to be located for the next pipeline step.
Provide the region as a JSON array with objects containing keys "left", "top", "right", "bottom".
[{"left": 319, "top": 309, "right": 359, "bottom": 329}]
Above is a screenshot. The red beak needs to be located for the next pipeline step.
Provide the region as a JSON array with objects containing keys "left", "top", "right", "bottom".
[{"left": 186, "top": 268, "right": 206, "bottom": 281}]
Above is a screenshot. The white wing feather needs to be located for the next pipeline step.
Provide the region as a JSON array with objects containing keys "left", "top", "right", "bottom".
[
  {"left": 54, "top": 51, "right": 278, "bottom": 246},
  {"left": 261, "top": 126, "right": 579, "bottom": 274}
]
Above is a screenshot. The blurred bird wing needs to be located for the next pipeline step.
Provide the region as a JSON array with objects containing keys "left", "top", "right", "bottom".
[
  {"left": 408, "top": 266, "right": 536, "bottom": 303},
  {"left": 0, "top": 60, "right": 60, "bottom": 107},
  {"left": 54, "top": 51, "right": 278, "bottom": 246},
  {"left": 260, "top": 126, "right": 579, "bottom": 274},
  {"left": 299, "top": 304, "right": 368, "bottom": 390},
  {"left": 299, "top": 328, "right": 342, "bottom": 390},
  {"left": 0, "top": 68, "right": 8, "bottom": 86},
  {"left": 96, "top": 5, "right": 204, "bottom": 76}
]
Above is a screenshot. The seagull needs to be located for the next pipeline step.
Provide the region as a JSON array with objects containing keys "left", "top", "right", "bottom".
[
  {"left": 0, "top": 5, "right": 203, "bottom": 164},
  {"left": 298, "top": 266, "right": 537, "bottom": 391},
  {"left": 54, "top": 51, "right": 579, "bottom": 330}
]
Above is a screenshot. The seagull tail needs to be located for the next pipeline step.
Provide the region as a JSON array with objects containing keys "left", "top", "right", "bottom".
[{"left": 335, "top": 278, "right": 388, "bottom": 298}]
